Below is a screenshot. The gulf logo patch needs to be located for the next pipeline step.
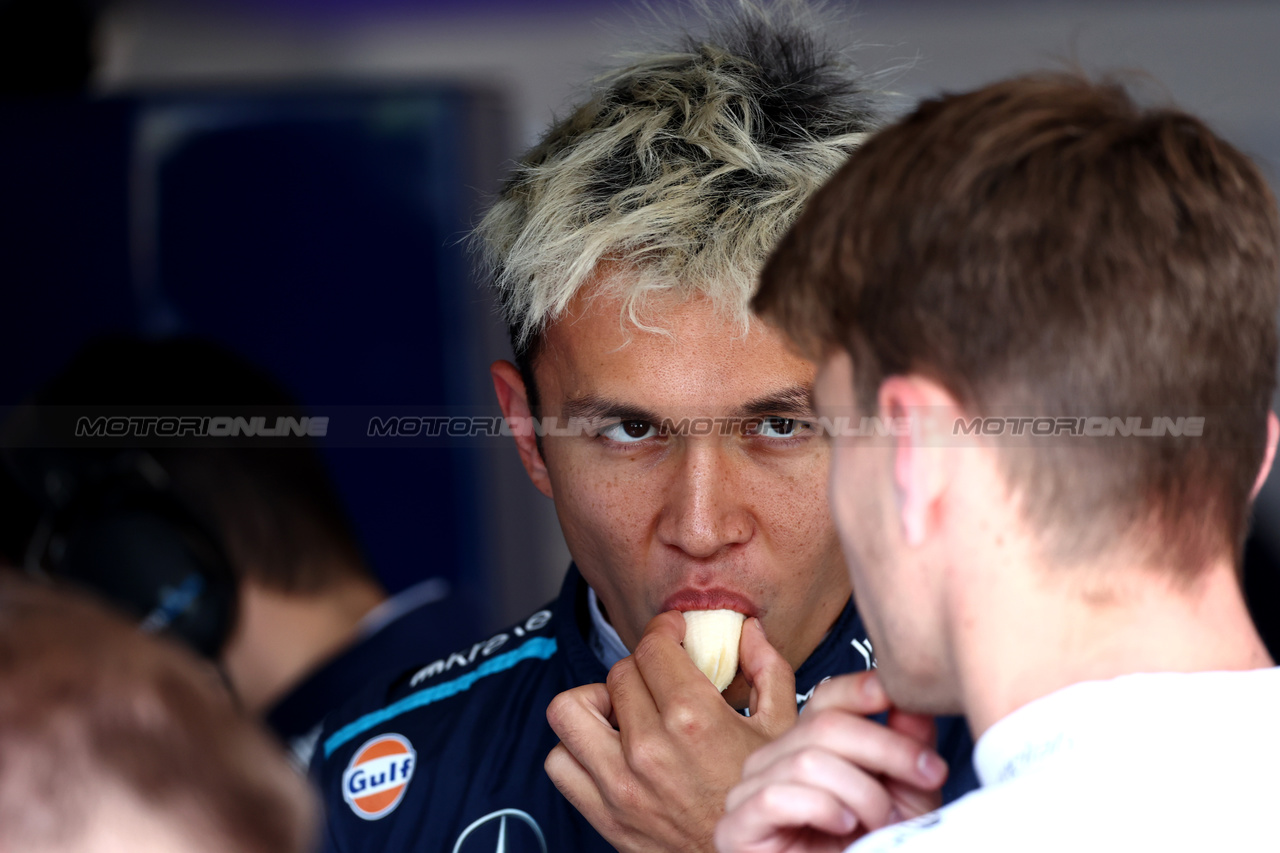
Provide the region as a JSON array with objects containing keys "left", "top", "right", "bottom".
[{"left": 342, "top": 734, "right": 417, "bottom": 820}]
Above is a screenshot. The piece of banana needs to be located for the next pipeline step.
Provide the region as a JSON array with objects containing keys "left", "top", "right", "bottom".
[{"left": 682, "top": 609, "right": 746, "bottom": 692}]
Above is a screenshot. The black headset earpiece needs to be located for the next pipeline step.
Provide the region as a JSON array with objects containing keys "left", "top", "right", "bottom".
[{"left": 1, "top": 447, "right": 238, "bottom": 659}]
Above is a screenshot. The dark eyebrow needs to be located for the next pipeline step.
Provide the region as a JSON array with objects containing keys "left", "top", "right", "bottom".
[
  {"left": 733, "top": 385, "right": 815, "bottom": 419},
  {"left": 561, "top": 394, "right": 660, "bottom": 423},
  {"left": 560, "top": 386, "right": 814, "bottom": 423}
]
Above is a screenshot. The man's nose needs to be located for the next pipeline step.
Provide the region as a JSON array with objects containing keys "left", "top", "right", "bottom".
[{"left": 656, "top": 442, "right": 753, "bottom": 559}]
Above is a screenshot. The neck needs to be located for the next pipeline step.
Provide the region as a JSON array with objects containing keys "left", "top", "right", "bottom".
[
  {"left": 955, "top": 551, "right": 1272, "bottom": 738},
  {"left": 220, "top": 572, "right": 386, "bottom": 715}
]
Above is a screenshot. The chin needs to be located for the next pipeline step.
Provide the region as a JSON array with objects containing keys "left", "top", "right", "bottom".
[{"left": 875, "top": 663, "right": 960, "bottom": 716}]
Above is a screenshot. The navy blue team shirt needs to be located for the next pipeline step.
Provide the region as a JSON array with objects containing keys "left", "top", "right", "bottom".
[
  {"left": 265, "top": 578, "right": 473, "bottom": 768},
  {"left": 314, "top": 565, "right": 978, "bottom": 853}
]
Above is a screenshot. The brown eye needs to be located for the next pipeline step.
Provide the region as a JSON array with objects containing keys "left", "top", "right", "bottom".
[
  {"left": 755, "top": 417, "right": 798, "bottom": 437},
  {"left": 601, "top": 420, "right": 658, "bottom": 443}
]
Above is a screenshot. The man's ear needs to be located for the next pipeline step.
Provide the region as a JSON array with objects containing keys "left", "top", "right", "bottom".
[
  {"left": 491, "top": 360, "right": 553, "bottom": 499},
  {"left": 1251, "top": 410, "right": 1279, "bottom": 501},
  {"left": 878, "top": 376, "right": 959, "bottom": 547}
]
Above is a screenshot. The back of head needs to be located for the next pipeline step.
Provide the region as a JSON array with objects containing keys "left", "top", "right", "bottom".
[
  {"left": 475, "top": 0, "right": 880, "bottom": 383},
  {"left": 16, "top": 335, "right": 370, "bottom": 594},
  {"left": 0, "top": 574, "right": 317, "bottom": 853},
  {"left": 758, "top": 72, "right": 1280, "bottom": 573}
]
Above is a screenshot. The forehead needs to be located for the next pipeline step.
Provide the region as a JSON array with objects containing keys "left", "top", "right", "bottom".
[{"left": 536, "top": 281, "right": 815, "bottom": 414}]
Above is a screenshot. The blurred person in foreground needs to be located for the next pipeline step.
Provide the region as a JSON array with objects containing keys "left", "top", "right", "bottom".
[
  {"left": 0, "top": 573, "right": 317, "bottom": 853},
  {"left": 313, "top": 4, "right": 976, "bottom": 852},
  {"left": 717, "top": 72, "right": 1280, "bottom": 853},
  {"left": 1, "top": 336, "right": 471, "bottom": 767}
]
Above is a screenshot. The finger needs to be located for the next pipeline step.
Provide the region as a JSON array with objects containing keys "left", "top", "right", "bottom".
[
  {"left": 743, "top": 708, "right": 945, "bottom": 791},
  {"left": 886, "top": 707, "right": 937, "bottom": 750},
  {"left": 739, "top": 617, "right": 797, "bottom": 730},
  {"left": 730, "top": 744, "right": 896, "bottom": 830},
  {"left": 716, "top": 782, "right": 858, "bottom": 853},
  {"left": 605, "top": 653, "right": 662, "bottom": 742},
  {"left": 647, "top": 608, "right": 687, "bottom": 644},
  {"left": 884, "top": 776, "right": 943, "bottom": 822},
  {"left": 885, "top": 709, "right": 947, "bottom": 791},
  {"left": 547, "top": 682, "right": 616, "bottom": 739},
  {"left": 805, "top": 709, "right": 947, "bottom": 792},
  {"left": 629, "top": 610, "right": 727, "bottom": 715},
  {"left": 546, "top": 683, "right": 626, "bottom": 780},
  {"left": 545, "top": 685, "right": 634, "bottom": 831},
  {"left": 805, "top": 671, "right": 892, "bottom": 717},
  {"left": 545, "top": 741, "right": 611, "bottom": 828},
  {"left": 803, "top": 675, "right": 946, "bottom": 791}
]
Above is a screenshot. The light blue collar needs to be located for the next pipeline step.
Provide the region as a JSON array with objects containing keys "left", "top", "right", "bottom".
[{"left": 586, "top": 586, "right": 630, "bottom": 670}]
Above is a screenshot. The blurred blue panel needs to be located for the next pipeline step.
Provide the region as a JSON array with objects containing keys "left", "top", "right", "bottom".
[
  {"left": 0, "top": 99, "right": 137, "bottom": 403},
  {"left": 142, "top": 90, "right": 498, "bottom": 603},
  {"left": 0, "top": 87, "right": 509, "bottom": 625}
]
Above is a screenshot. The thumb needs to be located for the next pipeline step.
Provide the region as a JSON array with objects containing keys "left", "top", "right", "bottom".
[{"left": 739, "top": 617, "right": 797, "bottom": 730}]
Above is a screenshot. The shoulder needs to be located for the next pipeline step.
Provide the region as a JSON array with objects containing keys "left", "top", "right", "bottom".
[
  {"left": 393, "top": 606, "right": 559, "bottom": 701},
  {"left": 848, "top": 810, "right": 952, "bottom": 853},
  {"left": 312, "top": 601, "right": 602, "bottom": 852},
  {"left": 316, "top": 604, "right": 562, "bottom": 771},
  {"left": 267, "top": 582, "right": 480, "bottom": 749},
  {"left": 848, "top": 783, "right": 1035, "bottom": 853}
]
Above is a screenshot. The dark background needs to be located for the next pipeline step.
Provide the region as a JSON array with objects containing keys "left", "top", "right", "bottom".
[
  {"left": 1, "top": 0, "right": 1277, "bottom": 644},
  {"left": 0, "top": 88, "right": 509, "bottom": 621}
]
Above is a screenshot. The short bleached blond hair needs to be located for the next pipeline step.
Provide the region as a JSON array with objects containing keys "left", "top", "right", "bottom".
[{"left": 474, "top": 1, "right": 880, "bottom": 366}]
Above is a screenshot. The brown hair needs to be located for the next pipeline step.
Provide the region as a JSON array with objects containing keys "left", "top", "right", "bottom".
[
  {"left": 756, "top": 72, "right": 1280, "bottom": 571},
  {"left": 29, "top": 335, "right": 372, "bottom": 594},
  {"left": 0, "top": 574, "right": 317, "bottom": 853}
]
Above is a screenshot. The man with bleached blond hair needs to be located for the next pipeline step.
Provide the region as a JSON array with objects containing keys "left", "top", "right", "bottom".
[{"left": 314, "top": 5, "right": 977, "bottom": 852}]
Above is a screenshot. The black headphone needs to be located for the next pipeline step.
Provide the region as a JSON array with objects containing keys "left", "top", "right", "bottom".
[{"left": 0, "top": 443, "right": 238, "bottom": 659}]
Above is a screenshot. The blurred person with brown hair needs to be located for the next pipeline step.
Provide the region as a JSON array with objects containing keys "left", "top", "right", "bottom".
[
  {"left": 0, "top": 335, "right": 473, "bottom": 767},
  {"left": 718, "top": 71, "right": 1280, "bottom": 852},
  {"left": 0, "top": 572, "right": 317, "bottom": 853}
]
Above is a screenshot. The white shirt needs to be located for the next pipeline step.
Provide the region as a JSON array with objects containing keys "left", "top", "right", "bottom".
[{"left": 851, "top": 668, "right": 1280, "bottom": 852}]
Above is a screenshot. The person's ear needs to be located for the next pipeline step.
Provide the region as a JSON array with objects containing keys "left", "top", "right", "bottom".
[
  {"left": 1251, "top": 410, "right": 1279, "bottom": 501},
  {"left": 877, "top": 376, "right": 959, "bottom": 546},
  {"left": 491, "top": 360, "right": 553, "bottom": 499}
]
